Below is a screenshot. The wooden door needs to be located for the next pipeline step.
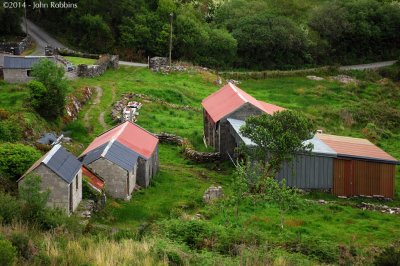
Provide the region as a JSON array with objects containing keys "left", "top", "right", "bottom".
[{"left": 343, "top": 160, "right": 354, "bottom": 196}]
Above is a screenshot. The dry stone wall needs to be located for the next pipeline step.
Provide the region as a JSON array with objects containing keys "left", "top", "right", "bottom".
[
  {"left": 156, "top": 133, "right": 221, "bottom": 163},
  {"left": 0, "top": 35, "right": 32, "bottom": 55},
  {"left": 64, "top": 87, "right": 94, "bottom": 122},
  {"left": 77, "top": 55, "right": 119, "bottom": 78}
]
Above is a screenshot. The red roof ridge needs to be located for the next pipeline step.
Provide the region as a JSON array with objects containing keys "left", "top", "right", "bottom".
[
  {"left": 101, "top": 122, "right": 129, "bottom": 157},
  {"left": 228, "top": 82, "right": 248, "bottom": 103}
]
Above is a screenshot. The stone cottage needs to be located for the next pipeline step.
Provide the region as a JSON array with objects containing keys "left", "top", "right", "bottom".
[
  {"left": 79, "top": 121, "right": 159, "bottom": 200},
  {"left": 2, "top": 55, "right": 55, "bottom": 83},
  {"left": 202, "top": 82, "right": 284, "bottom": 157},
  {"left": 18, "top": 144, "right": 82, "bottom": 215}
]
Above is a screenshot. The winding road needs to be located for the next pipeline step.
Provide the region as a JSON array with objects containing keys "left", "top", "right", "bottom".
[{"left": 21, "top": 18, "right": 149, "bottom": 67}]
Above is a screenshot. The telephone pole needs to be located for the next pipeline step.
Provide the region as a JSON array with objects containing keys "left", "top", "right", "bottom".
[
  {"left": 25, "top": 3, "right": 28, "bottom": 36},
  {"left": 169, "top": 13, "right": 173, "bottom": 68}
]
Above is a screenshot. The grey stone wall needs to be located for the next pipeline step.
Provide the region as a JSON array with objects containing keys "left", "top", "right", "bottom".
[
  {"left": 71, "top": 169, "right": 83, "bottom": 211},
  {"left": 3, "top": 68, "right": 32, "bottom": 83},
  {"left": 19, "top": 164, "right": 81, "bottom": 215},
  {"left": 77, "top": 55, "right": 119, "bottom": 78},
  {"left": 218, "top": 103, "right": 262, "bottom": 156},
  {"left": 136, "top": 146, "right": 159, "bottom": 188},
  {"left": 149, "top": 57, "right": 168, "bottom": 71},
  {"left": 0, "top": 36, "right": 32, "bottom": 55},
  {"left": 88, "top": 158, "right": 132, "bottom": 199}
]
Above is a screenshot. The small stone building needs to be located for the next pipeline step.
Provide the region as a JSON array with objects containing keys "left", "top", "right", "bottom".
[
  {"left": 3, "top": 55, "right": 55, "bottom": 83},
  {"left": 202, "top": 82, "right": 284, "bottom": 157},
  {"left": 79, "top": 121, "right": 159, "bottom": 200},
  {"left": 18, "top": 144, "right": 82, "bottom": 215}
]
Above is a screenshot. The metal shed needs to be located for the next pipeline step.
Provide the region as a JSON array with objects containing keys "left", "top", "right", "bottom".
[
  {"left": 317, "top": 134, "right": 399, "bottom": 198},
  {"left": 228, "top": 120, "right": 399, "bottom": 198}
]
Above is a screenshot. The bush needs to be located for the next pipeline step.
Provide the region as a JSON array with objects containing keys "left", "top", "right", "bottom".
[
  {"left": 0, "top": 143, "right": 41, "bottom": 180},
  {"left": 0, "top": 192, "right": 21, "bottom": 224},
  {"left": 0, "top": 237, "right": 17, "bottom": 266},
  {"left": 10, "top": 232, "right": 35, "bottom": 259},
  {"left": 0, "top": 120, "right": 23, "bottom": 142}
]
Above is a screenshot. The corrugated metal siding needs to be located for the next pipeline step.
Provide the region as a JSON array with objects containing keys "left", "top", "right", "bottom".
[
  {"left": 333, "top": 159, "right": 395, "bottom": 198},
  {"left": 276, "top": 154, "right": 333, "bottom": 189}
]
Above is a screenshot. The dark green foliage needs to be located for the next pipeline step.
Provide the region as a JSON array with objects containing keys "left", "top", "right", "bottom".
[
  {"left": 240, "top": 110, "right": 315, "bottom": 175},
  {"left": 0, "top": 192, "right": 21, "bottom": 224},
  {"left": 0, "top": 0, "right": 23, "bottom": 36},
  {"left": 77, "top": 15, "right": 114, "bottom": 53},
  {"left": 0, "top": 236, "right": 17, "bottom": 266},
  {"left": 232, "top": 13, "right": 309, "bottom": 69},
  {"left": 19, "top": 174, "right": 50, "bottom": 226},
  {"left": 0, "top": 143, "right": 41, "bottom": 180},
  {"left": 29, "top": 59, "right": 68, "bottom": 120},
  {"left": 309, "top": 0, "right": 400, "bottom": 64},
  {"left": 0, "top": 119, "right": 23, "bottom": 142},
  {"left": 10, "top": 232, "right": 34, "bottom": 259},
  {"left": 287, "top": 236, "right": 339, "bottom": 263}
]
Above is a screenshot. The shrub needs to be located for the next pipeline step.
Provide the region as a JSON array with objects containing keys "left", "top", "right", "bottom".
[
  {"left": 10, "top": 232, "right": 35, "bottom": 259},
  {"left": 0, "top": 120, "right": 23, "bottom": 142},
  {"left": 0, "top": 192, "right": 21, "bottom": 224},
  {"left": 0, "top": 237, "right": 17, "bottom": 266},
  {"left": 0, "top": 143, "right": 41, "bottom": 180}
]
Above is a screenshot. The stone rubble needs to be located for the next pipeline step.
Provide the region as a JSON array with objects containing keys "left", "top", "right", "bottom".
[
  {"left": 203, "top": 186, "right": 224, "bottom": 203},
  {"left": 111, "top": 93, "right": 200, "bottom": 122},
  {"left": 331, "top": 75, "right": 359, "bottom": 84},
  {"left": 357, "top": 202, "right": 400, "bottom": 215},
  {"left": 307, "top": 75, "right": 325, "bottom": 81},
  {"left": 65, "top": 87, "right": 94, "bottom": 122}
]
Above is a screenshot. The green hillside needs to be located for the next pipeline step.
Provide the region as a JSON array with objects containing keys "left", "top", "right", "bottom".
[{"left": 1, "top": 64, "right": 399, "bottom": 264}]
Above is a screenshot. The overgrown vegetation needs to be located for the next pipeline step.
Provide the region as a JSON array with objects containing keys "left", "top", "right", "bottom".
[{"left": 8, "top": 0, "right": 398, "bottom": 69}]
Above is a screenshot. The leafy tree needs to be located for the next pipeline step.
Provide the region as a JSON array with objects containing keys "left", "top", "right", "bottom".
[
  {"left": 0, "top": 143, "right": 41, "bottom": 180},
  {"left": 30, "top": 59, "right": 68, "bottom": 120},
  {"left": 204, "top": 28, "right": 237, "bottom": 68},
  {"left": 230, "top": 162, "right": 250, "bottom": 219},
  {"left": 232, "top": 12, "right": 310, "bottom": 69},
  {"left": 240, "top": 110, "right": 315, "bottom": 177},
  {"left": 262, "top": 177, "right": 303, "bottom": 229},
  {"left": 0, "top": 192, "right": 21, "bottom": 223},
  {"left": 78, "top": 14, "right": 114, "bottom": 53},
  {"left": 0, "top": 0, "right": 23, "bottom": 36}
]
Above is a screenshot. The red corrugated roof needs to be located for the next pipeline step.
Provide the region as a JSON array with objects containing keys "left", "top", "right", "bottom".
[
  {"left": 82, "top": 166, "right": 104, "bottom": 190},
  {"left": 317, "top": 133, "right": 398, "bottom": 163},
  {"left": 202, "top": 83, "right": 284, "bottom": 123},
  {"left": 81, "top": 121, "right": 158, "bottom": 159}
]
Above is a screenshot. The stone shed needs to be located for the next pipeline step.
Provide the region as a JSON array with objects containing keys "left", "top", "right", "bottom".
[
  {"left": 202, "top": 82, "right": 284, "bottom": 158},
  {"left": 18, "top": 144, "right": 82, "bottom": 215},
  {"left": 3, "top": 55, "right": 55, "bottom": 83},
  {"left": 79, "top": 121, "right": 159, "bottom": 200}
]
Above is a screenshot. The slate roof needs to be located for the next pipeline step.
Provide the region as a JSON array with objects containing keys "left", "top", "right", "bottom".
[
  {"left": 81, "top": 121, "right": 159, "bottom": 160},
  {"left": 3, "top": 56, "right": 55, "bottom": 69},
  {"left": 19, "top": 144, "right": 82, "bottom": 184},
  {"left": 80, "top": 140, "right": 140, "bottom": 172},
  {"left": 202, "top": 83, "right": 285, "bottom": 123}
]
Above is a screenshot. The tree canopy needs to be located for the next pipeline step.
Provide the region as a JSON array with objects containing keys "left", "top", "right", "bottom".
[{"left": 240, "top": 110, "right": 315, "bottom": 176}]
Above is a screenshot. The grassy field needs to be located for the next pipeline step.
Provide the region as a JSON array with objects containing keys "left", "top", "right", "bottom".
[
  {"left": 1, "top": 65, "right": 399, "bottom": 264},
  {"left": 64, "top": 56, "right": 97, "bottom": 65}
]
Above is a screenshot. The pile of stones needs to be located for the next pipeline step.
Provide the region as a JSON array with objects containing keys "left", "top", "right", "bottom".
[
  {"left": 203, "top": 186, "right": 224, "bottom": 203},
  {"left": 357, "top": 202, "right": 400, "bottom": 215}
]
